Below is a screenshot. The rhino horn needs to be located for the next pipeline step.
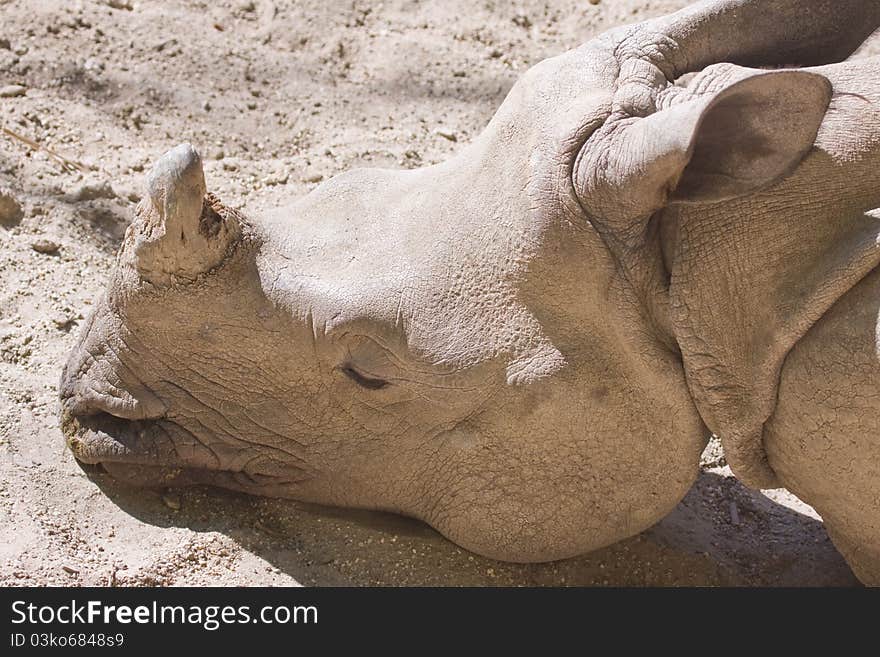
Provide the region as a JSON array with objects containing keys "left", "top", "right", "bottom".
[{"left": 135, "top": 143, "right": 240, "bottom": 284}]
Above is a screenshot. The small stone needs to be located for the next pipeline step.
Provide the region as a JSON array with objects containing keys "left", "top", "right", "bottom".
[
  {"left": 263, "top": 171, "right": 289, "bottom": 186},
  {"left": 588, "top": 0, "right": 600, "bottom": 4},
  {"left": 246, "top": 100, "right": 257, "bottom": 110},
  {"left": 222, "top": 161, "right": 238, "bottom": 172},
  {"left": 84, "top": 58, "right": 105, "bottom": 73},
  {"left": 0, "top": 84, "right": 26, "bottom": 98},
  {"left": 0, "top": 190, "right": 23, "bottom": 226},
  {"left": 303, "top": 173, "right": 323, "bottom": 183},
  {"left": 113, "top": 186, "right": 141, "bottom": 203},
  {"left": 162, "top": 492, "right": 181, "bottom": 511},
  {"left": 0, "top": 38, "right": 10, "bottom": 50},
  {"left": 61, "top": 565, "right": 79, "bottom": 574},
  {"left": 69, "top": 179, "right": 116, "bottom": 202},
  {"left": 208, "top": 147, "right": 225, "bottom": 161},
  {"left": 106, "top": 0, "right": 134, "bottom": 10},
  {"left": 729, "top": 501, "right": 741, "bottom": 526},
  {"left": 31, "top": 239, "right": 60, "bottom": 255},
  {"left": 436, "top": 128, "right": 458, "bottom": 142}
]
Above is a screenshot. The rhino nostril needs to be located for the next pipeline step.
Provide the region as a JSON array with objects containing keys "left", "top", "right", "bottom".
[{"left": 62, "top": 388, "right": 166, "bottom": 423}]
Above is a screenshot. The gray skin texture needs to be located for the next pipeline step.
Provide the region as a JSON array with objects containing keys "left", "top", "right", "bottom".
[{"left": 59, "top": 0, "right": 880, "bottom": 574}]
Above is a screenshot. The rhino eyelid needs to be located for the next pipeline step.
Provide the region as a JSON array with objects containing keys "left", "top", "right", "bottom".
[{"left": 339, "top": 365, "right": 390, "bottom": 390}]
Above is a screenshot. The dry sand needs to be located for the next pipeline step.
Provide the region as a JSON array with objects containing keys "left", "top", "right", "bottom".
[{"left": 1, "top": 0, "right": 875, "bottom": 586}]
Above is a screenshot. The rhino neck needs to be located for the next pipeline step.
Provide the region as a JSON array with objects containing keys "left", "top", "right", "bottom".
[{"left": 663, "top": 56, "right": 880, "bottom": 487}]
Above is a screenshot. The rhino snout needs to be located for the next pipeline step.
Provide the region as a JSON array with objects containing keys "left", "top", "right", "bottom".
[{"left": 59, "top": 320, "right": 168, "bottom": 469}]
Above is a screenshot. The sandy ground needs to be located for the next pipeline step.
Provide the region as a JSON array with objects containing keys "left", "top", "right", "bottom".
[{"left": 0, "top": 0, "right": 875, "bottom": 586}]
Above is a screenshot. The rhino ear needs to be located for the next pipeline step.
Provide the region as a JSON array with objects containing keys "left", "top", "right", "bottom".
[
  {"left": 578, "top": 69, "right": 832, "bottom": 219},
  {"left": 134, "top": 143, "right": 240, "bottom": 285},
  {"left": 667, "top": 69, "right": 832, "bottom": 204}
]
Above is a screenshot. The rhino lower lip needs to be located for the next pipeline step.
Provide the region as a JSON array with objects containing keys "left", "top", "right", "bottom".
[
  {"left": 63, "top": 406, "right": 206, "bottom": 469},
  {"left": 64, "top": 411, "right": 171, "bottom": 466}
]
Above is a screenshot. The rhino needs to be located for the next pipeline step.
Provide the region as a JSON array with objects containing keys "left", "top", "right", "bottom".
[{"left": 60, "top": 0, "right": 880, "bottom": 584}]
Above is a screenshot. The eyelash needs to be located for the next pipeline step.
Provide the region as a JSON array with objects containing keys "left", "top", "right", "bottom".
[{"left": 340, "top": 365, "right": 390, "bottom": 390}]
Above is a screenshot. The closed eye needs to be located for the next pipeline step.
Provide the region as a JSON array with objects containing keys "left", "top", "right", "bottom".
[{"left": 340, "top": 365, "right": 389, "bottom": 390}]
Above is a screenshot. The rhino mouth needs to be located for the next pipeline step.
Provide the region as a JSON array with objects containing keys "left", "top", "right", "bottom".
[
  {"left": 62, "top": 409, "right": 304, "bottom": 494},
  {"left": 64, "top": 411, "right": 161, "bottom": 465}
]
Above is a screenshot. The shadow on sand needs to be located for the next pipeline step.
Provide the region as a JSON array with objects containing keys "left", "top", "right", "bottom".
[{"left": 84, "top": 465, "right": 859, "bottom": 587}]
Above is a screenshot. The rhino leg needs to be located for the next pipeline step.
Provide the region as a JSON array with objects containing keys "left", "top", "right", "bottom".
[{"left": 765, "top": 267, "right": 880, "bottom": 586}]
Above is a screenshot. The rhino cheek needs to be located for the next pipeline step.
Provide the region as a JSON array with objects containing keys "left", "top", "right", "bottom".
[{"left": 407, "top": 374, "right": 706, "bottom": 563}]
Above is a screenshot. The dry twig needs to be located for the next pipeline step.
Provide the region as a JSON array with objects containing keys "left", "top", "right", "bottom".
[{"left": 1, "top": 125, "right": 91, "bottom": 173}]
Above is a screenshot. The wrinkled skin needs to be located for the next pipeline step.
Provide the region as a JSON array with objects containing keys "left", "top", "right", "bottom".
[{"left": 60, "top": 0, "right": 880, "bottom": 576}]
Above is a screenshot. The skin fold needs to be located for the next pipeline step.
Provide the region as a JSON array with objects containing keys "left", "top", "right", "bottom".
[{"left": 58, "top": 1, "right": 880, "bottom": 580}]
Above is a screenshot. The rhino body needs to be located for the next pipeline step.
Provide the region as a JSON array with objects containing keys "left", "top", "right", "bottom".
[{"left": 60, "top": 0, "right": 880, "bottom": 583}]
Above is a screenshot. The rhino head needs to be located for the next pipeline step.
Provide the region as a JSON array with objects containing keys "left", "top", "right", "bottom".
[{"left": 59, "top": 0, "right": 876, "bottom": 561}]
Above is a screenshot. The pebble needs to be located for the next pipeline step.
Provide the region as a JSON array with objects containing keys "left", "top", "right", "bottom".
[
  {"left": 263, "top": 171, "right": 289, "bottom": 186},
  {"left": 303, "top": 173, "right": 324, "bottom": 183},
  {"left": 0, "top": 189, "right": 23, "bottom": 226},
  {"left": 162, "top": 492, "right": 182, "bottom": 511},
  {"left": 69, "top": 179, "right": 116, "bottom": 202},
  {"left": 729, "top": 501, "right": 741, "bottom": 526},
  {"left": 0, "top": 84, "right": 26, "bottom": 98},
  {"left": 588, "top": 0, "right": 601, "bottom": 4},
  {"left": 0, "top": 38, "right": 10, "bottom": 50},
  {"left": 111, "top": 185, "right": 141, "bottom": 203},
  {"left": 107, "top": 0, "right": 134, "bottom": 10},
  {"left": 31, "top": 239, "right": 61, "bottom": 255}
]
